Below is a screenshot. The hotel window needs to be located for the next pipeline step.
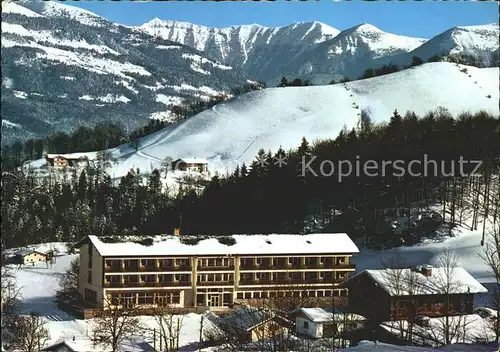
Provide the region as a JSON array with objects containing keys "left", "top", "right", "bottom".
[
  {"left": 175, "top": 259, "right": 189, "bottom": 267},
  {"left": 87, "top": 270, "right": 92, "bottom": 284},
  {"left": 88, "top": 244, "right": 93, "bottom": 268},
  {"left": 141, "top": 259, "right": 155, "bottom": 268},
  {"left": 175, "top": 274, "right": 188, "bottom": 282},
  {"left": 110, "top": 294, "right": 120, "bottom": 306},
  {"left": 159, "top": 274, "right": 173, "bottom": 283},
  {"left": 241, "top": 258, "right": 251, "bottom": 267},
  {"left": 142, "top": 275, "right": 155, "bottom": 283},
  {"left": 138, "top": 293, "right": 154, "bottom": 305},
  {"left": 303, "top": 321, "right": 309, "bottom": 330},
  {"left": 237, "top": 293, "right": 244, "bottom": 299},
  {"left": 159, "top": 259, "right": 173, "bottom": 268},
  {"left": 244, "top": 292, "right": 252, "bottom": 299},
  {"left": 84, "top": 288, "right": 97, "bottom": 303}
]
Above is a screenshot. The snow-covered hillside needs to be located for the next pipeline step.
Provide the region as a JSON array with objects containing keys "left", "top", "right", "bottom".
[
  {"left": 26, "top": 62, "right": 499, "bottom": 180},
  {"left": 1, "top": 0, "right": 248, "bottom": 143}
]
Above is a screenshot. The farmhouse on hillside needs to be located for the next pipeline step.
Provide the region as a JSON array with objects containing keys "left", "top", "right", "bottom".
[
  {"left": 13, "top": 249, "right": 49, "bottom": 265},
  {"left": 73, "top": 233, "right": 359, "bottom": 316},
  {"left": 171, "top": 157, "right": 208, "bottom": 172},
  {"left": 341, "top": 265, "right": 488, "bottom": 322},
  {"left": 292, "top": 307, "right": 366, "bottom": 339},
  {"left": 45, "top": 153, "right": 93, "bottom": 168}
]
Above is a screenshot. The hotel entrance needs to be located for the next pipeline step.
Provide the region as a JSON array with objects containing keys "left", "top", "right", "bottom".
[
  {"left": 208, "top": 293, "right": 222, "bottom": 307},
  {"left": 196, "top": 288, "right": 233, "bottom": 307}
]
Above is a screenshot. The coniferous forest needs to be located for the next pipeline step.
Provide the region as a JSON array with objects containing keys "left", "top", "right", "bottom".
[{"left": 1, "top": 108, "right": 499, "bottom": 251}]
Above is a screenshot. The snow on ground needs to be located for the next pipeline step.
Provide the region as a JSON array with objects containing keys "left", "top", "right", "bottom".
[
  {"left": 352, "top": 222, "right": 497, "bottom": 284},
  {"left": 340, "top": 340, "right": 500, "bottom": 351},
  {"left": 24, "top": 62, "right": 499, "bottom": 180},
  {"left": 381, "top": 314, "right": 496, "bottom": 347}
]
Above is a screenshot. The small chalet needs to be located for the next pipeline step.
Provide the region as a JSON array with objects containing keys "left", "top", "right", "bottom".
[
  {"left": 342, "top": 265, "right": 488, "bottom": 322},
  {"left": 13, "top": 249, "right": 48, "bottom": 265},
  {"left": 292, "top": 308, "right": 365, "bottom": 339},
  {"left": 172, "top": 157, "right": 208, "bottom": 173},
  {"left": 208, "top": 306, "right": 292, "bottom": 343},
  {"left": 45, "top": 153, "right": 92, "bottom": 168}
]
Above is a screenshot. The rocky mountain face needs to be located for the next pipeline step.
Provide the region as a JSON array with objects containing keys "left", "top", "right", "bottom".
[
  {"left": 2, "top": 0, "right": 498, "bottom": 144},
  {"left": 138, "top": 19, "right": 341, "bottom": 81},
  {"left": 1, "top": 0, "right": 249, "bottom": 144},
  {"left": 138, "top": 20, "right": 499, "bottom": 83}
]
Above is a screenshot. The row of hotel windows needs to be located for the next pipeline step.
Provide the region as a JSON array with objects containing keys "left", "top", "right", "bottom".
[
  {"left": 108, "top": 292, "right": 181, "bottom": 307},
  {"left": 104, "top": 271, "right": 348, "bottom": 284},
  {"left": 104, "top": 256, "right": 349, "bottom": 269}
]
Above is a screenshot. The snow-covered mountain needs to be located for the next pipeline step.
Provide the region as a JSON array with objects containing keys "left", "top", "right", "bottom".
[
  {"left": 409, "top": 24, "right": 500, "bottom": 63},
  {"left": 138, "top": 19, "right": 340, "bottom": 80},
  {"left": 1, "top": 0, "right": 248, "bottom": 143},
  {"left": 270, "top": 23, "right": 427, "bottom": 82},
  {"left": 137, "top": 19, "right": 499, "bottom": 83},
  {"left": 27, "top": 63, "right": 499, "bottom": 179}
]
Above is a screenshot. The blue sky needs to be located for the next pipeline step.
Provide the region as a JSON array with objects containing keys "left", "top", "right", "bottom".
[{"left": 72, "top": 1, "right": 498, "bottom": 39}]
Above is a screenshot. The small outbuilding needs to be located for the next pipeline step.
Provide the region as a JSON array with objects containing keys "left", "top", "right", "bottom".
[{"left": 292, "top": 307, "right": 366, "bottom": 339}]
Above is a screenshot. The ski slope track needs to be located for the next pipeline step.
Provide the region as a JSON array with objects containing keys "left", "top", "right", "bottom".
[{"left": 28, "top": 62, "right": 499, "bottom": 179}]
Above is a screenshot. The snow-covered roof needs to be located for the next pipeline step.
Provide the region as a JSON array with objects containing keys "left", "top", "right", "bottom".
[
  {"left": 46, "top": 153, "right": 95, "bottom": 160},
  {"left": 356, "top": 267, "right": 488, "bottom": 296},
  {"left": 40, "top": 335, "right": 153, "bottom": 351},
  {"left": 14, "top": 249, "right": 47, "bottom": 257},
  {"left": 86, "top": 233, "right": 360, "bottom": 257},
  {"left": 294, "top": 308, "right": 366, "bottom": 323},
  {"left": 174, "top": 157, "right": 208, "bottom": 164}
]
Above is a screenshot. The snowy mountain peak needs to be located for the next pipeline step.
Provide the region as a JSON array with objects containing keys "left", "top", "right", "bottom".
[
  {"left": 16, "top": 0, "right": 109, "bottom": 27},
  {"left": 1, "top": 0, "right": 44, "bottom": 17},
  {"left": 410, "top": 23, "right": 499, "bottom": 62},
  {"left": 344, "top": 23, "right": 383, "bottom": 34}
]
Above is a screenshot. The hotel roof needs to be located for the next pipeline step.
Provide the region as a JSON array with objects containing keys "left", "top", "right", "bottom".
[{"left": 85, "top": 233, "right": 359, "bottom": 257}]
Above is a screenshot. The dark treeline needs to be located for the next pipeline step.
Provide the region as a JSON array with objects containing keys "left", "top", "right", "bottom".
[
  {"left": 1, "top": 109, "right": 499, "bottom": 250},
  {"left": 1, "top": 83, "right": 268, "bottom": 170}
]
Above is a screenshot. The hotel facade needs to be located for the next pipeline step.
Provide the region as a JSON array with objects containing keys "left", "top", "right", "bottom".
[{"left": 76, "top": 234, "right": 359, "bottom": 310}]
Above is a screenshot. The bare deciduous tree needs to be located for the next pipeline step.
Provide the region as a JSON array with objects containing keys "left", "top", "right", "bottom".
[
  {"left": 380, "top": 253, "right": 425, "bottom": 343},
  {"left": 1, "top": 265, "right": 21, "bottom": 348},
  {"left": 152, "top": 305, "right": 184, "bottom": 351},
  {"left": 426, "top": 249, "right": 472, "bottom": 346},
  {"left": 479, "top": 191, "right": 500, "bottom": 343},
  {"left": 56, "top": 256, "right": 80, "bottom": 301},
  {"left": 203, "top": 304, "right": 293, "bottom": 352},
  {"left": 8, "top": 312, "right": 50, "bottom": 352},
  {"left": 161, "top": 156, "right": 173, "bottom": 179},
  {"left": 91, "top": 296, "right": 143, "bottom": 352}
]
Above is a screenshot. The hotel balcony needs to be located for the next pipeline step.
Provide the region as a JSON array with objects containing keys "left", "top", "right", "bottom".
[
  {"left": 238, "top": 278, "right": 346, "bottom": 286},
  {"left": 104, "top": 264, "right": 192, "bottom": 273},
  {"left": 197, "top": 265, "right": 235, "bottom": 272},
  {"left": 196, "top": 280, "right": 235, "bottom": 286},
  {"left": 104, "top": 281, "right": 191, "bottom": 288},
  {"left": 239, "top": 263, "right": 356, "bottom": 271}
]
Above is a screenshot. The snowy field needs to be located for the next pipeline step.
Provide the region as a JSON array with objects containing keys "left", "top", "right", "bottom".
[{"left": 25, "top": 62, "right": 499, "bottom": 180}]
